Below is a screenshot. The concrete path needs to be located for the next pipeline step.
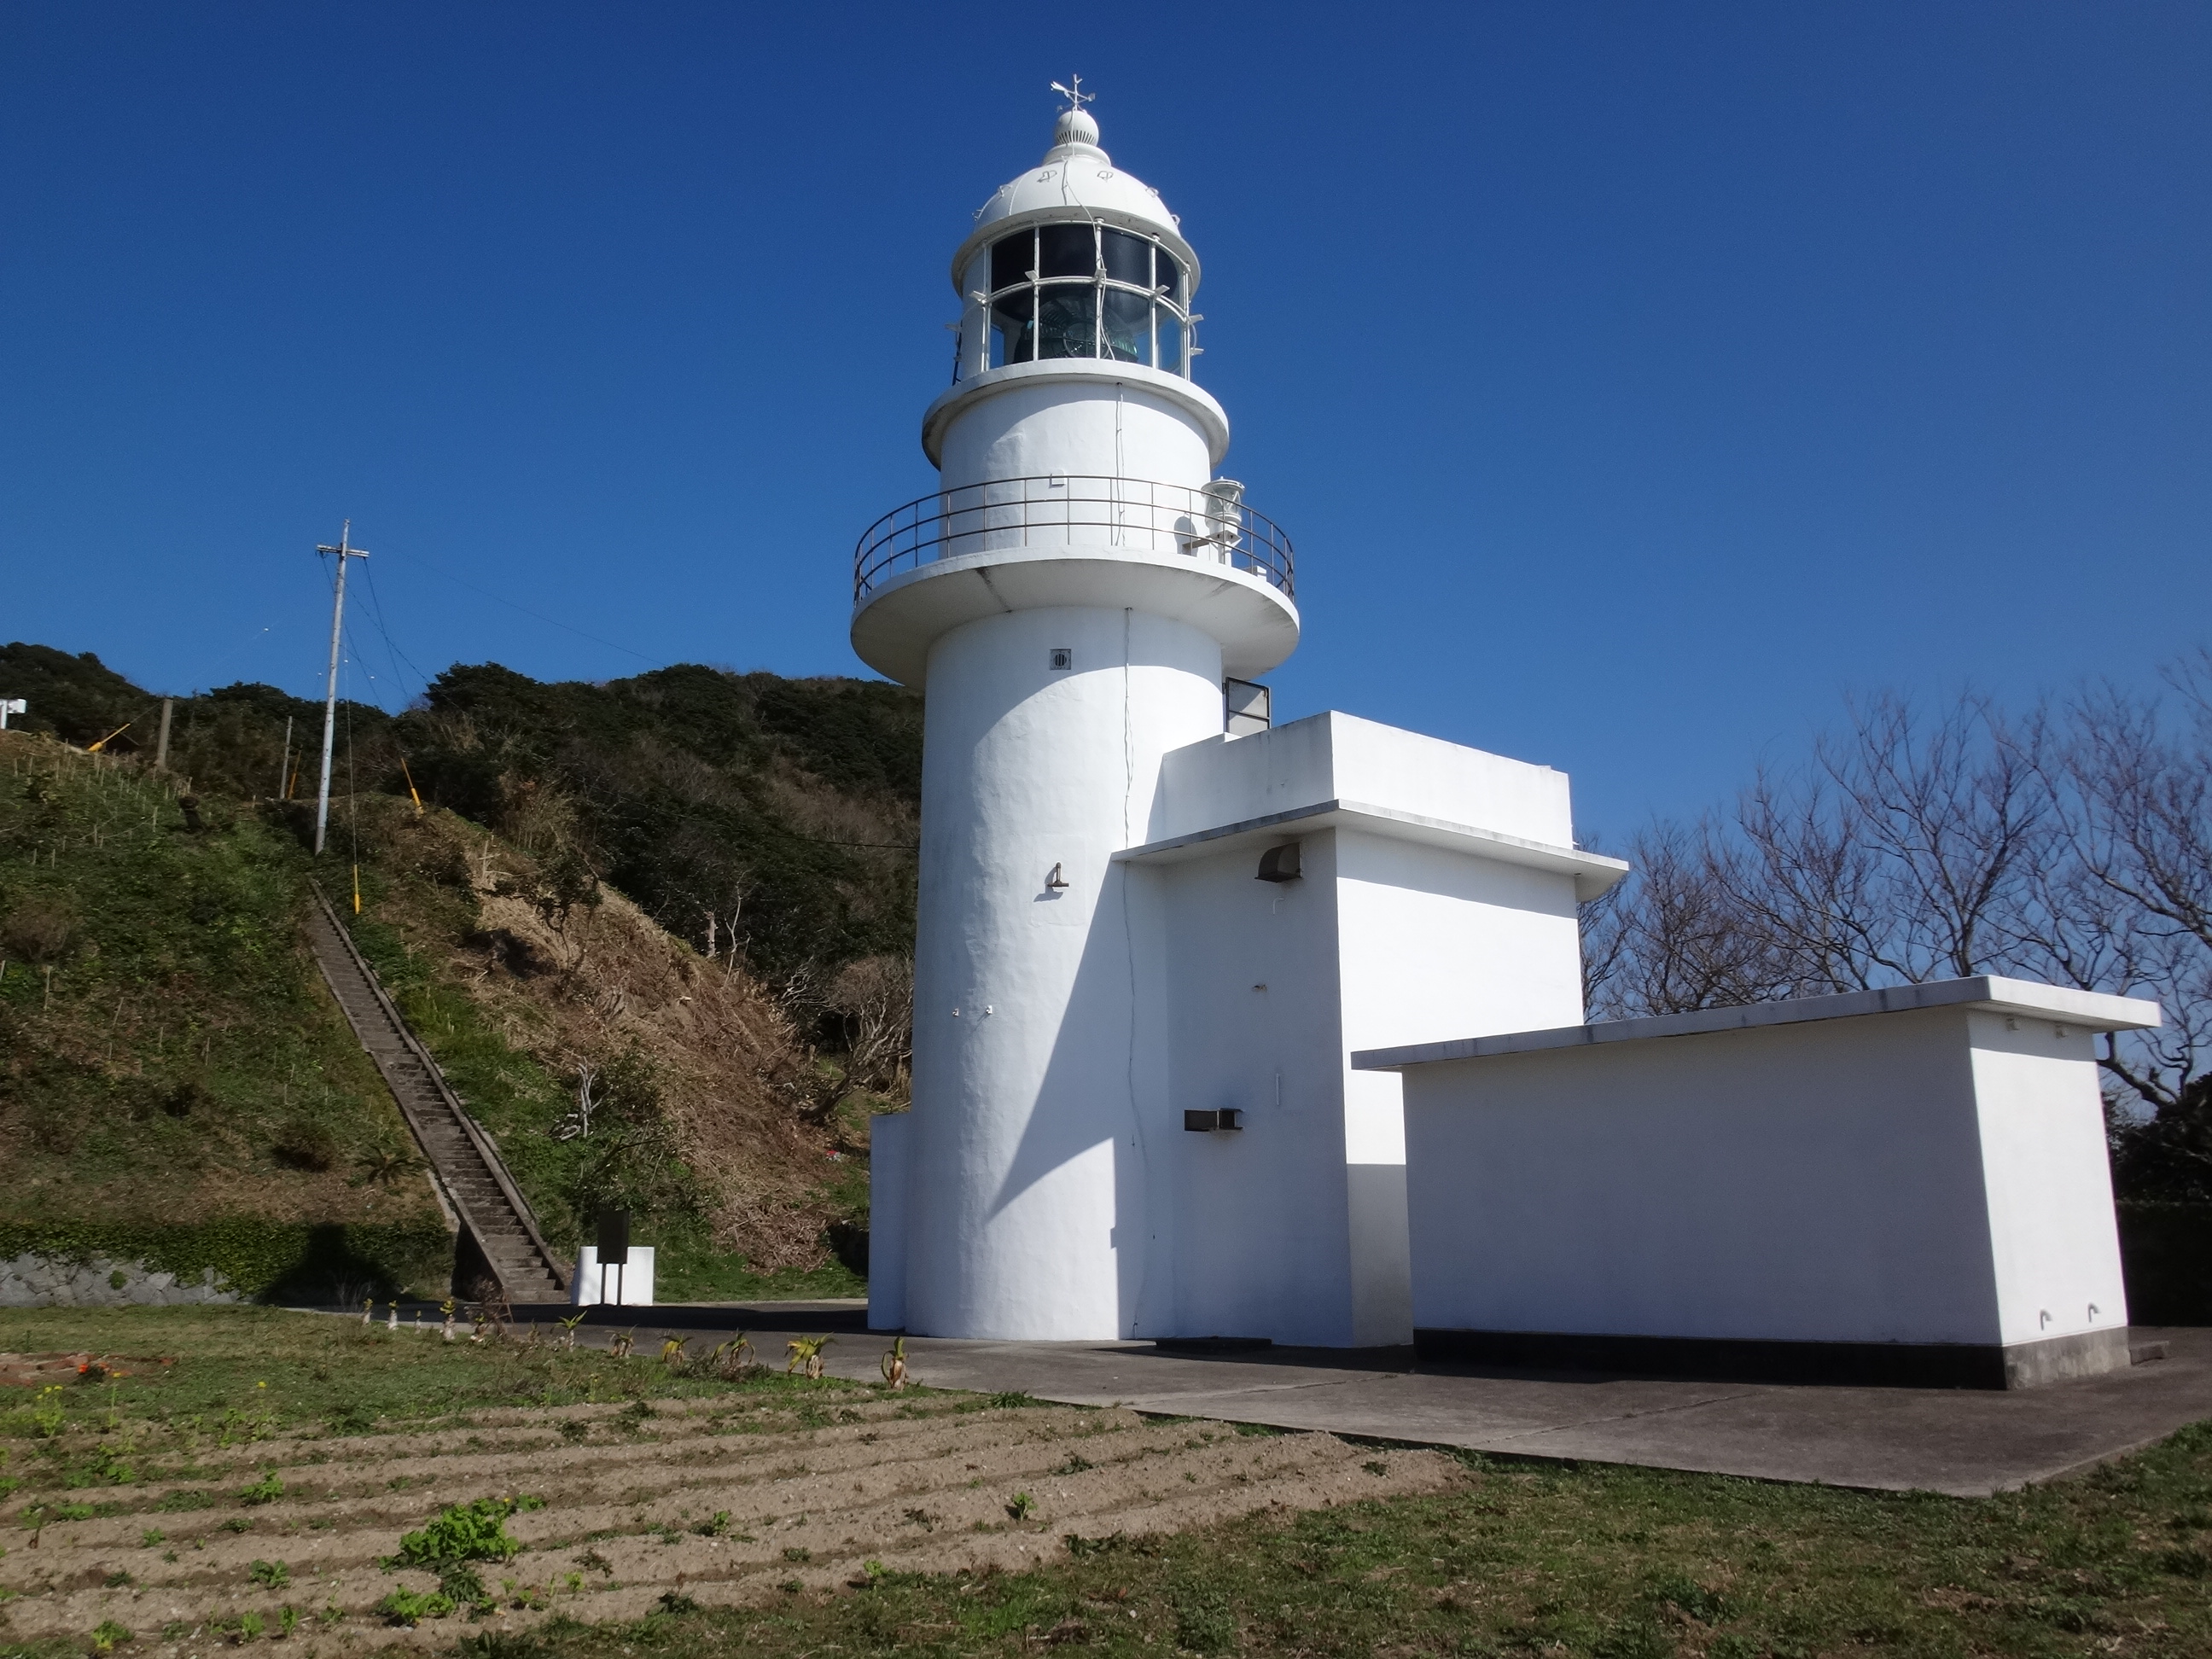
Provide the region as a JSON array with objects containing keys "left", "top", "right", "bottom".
[{"left": 512, "top": 1304, "right": 2212, "bottom": 1499}]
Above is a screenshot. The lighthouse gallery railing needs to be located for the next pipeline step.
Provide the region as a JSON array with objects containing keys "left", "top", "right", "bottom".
[{"left": 854, "top": 474, "right": 1295, "bottom": 603}]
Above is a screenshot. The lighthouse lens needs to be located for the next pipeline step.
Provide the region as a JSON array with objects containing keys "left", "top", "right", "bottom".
[
  {"left": 1101, "top": 288, "right": 1150, "bottom": 364},
  {"left": 979, "top": 224, "right": 1185, "bottom": 373},
  {"left": 1035, "top": 286, "right": 1099, "bottom": 359},
  {"left": 989, "top": 288, "right": 1035, "bottom": 366}
]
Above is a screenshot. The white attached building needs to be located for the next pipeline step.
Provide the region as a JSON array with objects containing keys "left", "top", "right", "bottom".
[{"left": 858, "top": 100, "right": 1623, "bottom": 1346}]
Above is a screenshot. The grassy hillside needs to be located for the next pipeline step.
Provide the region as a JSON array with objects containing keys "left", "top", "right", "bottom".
[
  {"left": 332, "top": 789, "right": 874, "bottom": 1291},
  {"left": 0, "top": 637, "right": 922, "bottom": 1299},
  {"left": 0, "top": 731, "right": 448, "bottom": 1297}
]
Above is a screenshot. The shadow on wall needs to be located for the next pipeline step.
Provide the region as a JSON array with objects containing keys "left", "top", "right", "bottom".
[
  {"left": 0, "top": 1220, "right": 455, "bottom": 1307},
  {"left": 2118, "top": 1204, "right": 2212, "bottom": 1324}
]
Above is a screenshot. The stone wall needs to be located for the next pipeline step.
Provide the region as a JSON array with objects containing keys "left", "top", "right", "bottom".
[{"left": 0, "top": 1253, "right": 243, "bottom": 1308}]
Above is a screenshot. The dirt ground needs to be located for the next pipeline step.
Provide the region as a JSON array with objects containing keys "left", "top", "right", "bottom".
[{"left": 2, "top": 1384, "right": 1466, "bottom": 1652}]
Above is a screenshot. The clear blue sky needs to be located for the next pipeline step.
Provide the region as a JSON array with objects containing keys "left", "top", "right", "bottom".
[{"left": 3, "top": 3, "right": 2206, "bottom": 839}]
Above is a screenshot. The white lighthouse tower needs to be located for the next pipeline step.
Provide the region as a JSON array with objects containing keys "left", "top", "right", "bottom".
[
  {"left": 853, "top": 87, "right": 1298, "bottom": 1341},
  {"left": 859, "top": 90, "right": 1622, "bottom": 1348}
]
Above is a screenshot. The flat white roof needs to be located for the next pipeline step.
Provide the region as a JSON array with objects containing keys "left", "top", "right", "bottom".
[
  {"left": 1352, "top": 975, "right": 2163, "bottom": 1071},
  {"left": 1113, "top": 797, "right": 1630, "bottom": 900}
]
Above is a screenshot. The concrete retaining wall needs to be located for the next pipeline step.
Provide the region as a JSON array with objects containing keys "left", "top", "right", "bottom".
[{"left": 0, "top": 1253, "right": 242, "bottom": 1308}]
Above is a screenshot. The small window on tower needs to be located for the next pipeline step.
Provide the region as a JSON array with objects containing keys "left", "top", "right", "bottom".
[
  {"left": 1050, "top": 648, "right": 1073, "bottom": 671},
  {"left": 1225, "top": 678, "right": 1271, "bottom": 736}
]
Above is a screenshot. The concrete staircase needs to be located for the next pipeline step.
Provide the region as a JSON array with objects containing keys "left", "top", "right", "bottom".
[{"left": 302, "top": 884, "right": 569, "bottom": 1305}]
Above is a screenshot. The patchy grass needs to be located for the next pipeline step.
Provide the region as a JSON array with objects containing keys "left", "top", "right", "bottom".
[
  {"left": 0, "top": 1307, "right": 859, "bottom": 1447},
  {"left": 368, "top": 1419, "right": 2212, "bottom": 1659},
  {"left": 4, "top": 1308, "right": 2212, "bottom": 1659}
]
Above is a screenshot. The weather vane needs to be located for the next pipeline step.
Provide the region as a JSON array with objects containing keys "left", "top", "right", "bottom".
[{"left": 1050, "top": 74, "right": 1093, "bottom": 114}]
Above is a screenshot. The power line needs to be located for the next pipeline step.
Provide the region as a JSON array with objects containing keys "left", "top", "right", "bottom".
[
  {"left": 360, "top": 558, "right": 436, "bottom": 704},
  {"left": 417, "top": 562, "right": 663, "bottom": 666}
]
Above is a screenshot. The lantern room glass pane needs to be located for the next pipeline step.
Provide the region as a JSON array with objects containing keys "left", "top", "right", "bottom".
[
  {"left": 1101, "top": 228, "right": 1151, "bottom": 288},
  {"left": 990, "top": 288, "right": 1035, "bottom": 366},
  {"left": 1035, "top": 284, "right": 1097, "bottom": 358},
  {"left": 1039, "top": 223, "right": 1094, "bottom": 278},
  {"left": 1101, "top": 288, "right": 1149, "bottom": 364},
  {"left": 1153, "top": 309, "right": 1185, "bottom": 375},
  {"left": 989, "top": 232, "right": 1032, "bottom": 294},
  {"left": 1155, "top": 249, "right": 1185, "bottom": 304}
]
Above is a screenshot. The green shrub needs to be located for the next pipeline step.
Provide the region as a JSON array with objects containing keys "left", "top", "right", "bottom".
[
  {"left": 389, "top": 1496, "right": 545, "bottom": 1570},
  {"left": 375, "top": 1588, "right": 455, "bottom": 1627}
]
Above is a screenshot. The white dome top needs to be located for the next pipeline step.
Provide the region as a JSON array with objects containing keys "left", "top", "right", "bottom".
[{"left": 948, "top": 106, "right": 1198, "bottom": 294}]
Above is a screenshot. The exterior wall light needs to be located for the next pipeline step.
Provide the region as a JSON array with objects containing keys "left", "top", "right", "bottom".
[
  {"left": 1184, "top": 1109, "right": 1243, "bottom": 1132},
  {"left": 1256, "top": 842, "right": 1301, "bottom": 883}
]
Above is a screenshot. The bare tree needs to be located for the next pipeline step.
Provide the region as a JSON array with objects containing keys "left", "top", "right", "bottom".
[
  {"left": 1586, "top": 822, "right": 1802, "bottom": 1018},
  {"left": 550, "top": 1060, "right": 601, "bottom": 1143},
  {"left": 1730, "top": 694, "right": 2049, "bottom": 993},
  {"left": 825, "top": 954, "right": 915, "bottom": 1092},
  {"left": 2019, "top": 667, "right": 2212, "bottom": 1114},
  {"left": 1575, "top": 836, "right": 1631, "bottom": 1019}
]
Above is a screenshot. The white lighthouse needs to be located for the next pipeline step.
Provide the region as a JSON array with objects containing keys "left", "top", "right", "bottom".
[
  {"left": 860, "top": 92, "right": 1626, "bottom": 1346},
  {"left": 850, "top": 94, "right": 2145, "bottom": 1393}
]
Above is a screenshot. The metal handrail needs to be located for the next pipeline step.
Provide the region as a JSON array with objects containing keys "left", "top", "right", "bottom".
[{"left": 855, "top": 474, "right": 1295, "bottom": 602}]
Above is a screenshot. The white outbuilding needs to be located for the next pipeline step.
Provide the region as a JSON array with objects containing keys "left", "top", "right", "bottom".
[{"left": 1358, "top": 978, "right": 2161, "bottom": 1387}]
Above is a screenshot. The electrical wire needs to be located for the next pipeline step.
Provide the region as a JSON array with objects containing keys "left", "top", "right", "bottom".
[
  {"left": 418, "top": 562, "right": 663, "bottom": 666},
  {"left": 361, "top": 558, "right": 437, "bottom": 706},
  {"left": 344, "top": 649, "right": 362, "bottom": 913}
]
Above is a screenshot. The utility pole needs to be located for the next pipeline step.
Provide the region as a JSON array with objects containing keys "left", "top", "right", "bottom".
[
  {"left": 154, "top": 698, "right": 173, "bottom": 770},
  {"left": 276, "top": 715, "right": 293, "bottom": 800},
  {"left": 313, "top": 522, "right": 370, "bottom": 855}
]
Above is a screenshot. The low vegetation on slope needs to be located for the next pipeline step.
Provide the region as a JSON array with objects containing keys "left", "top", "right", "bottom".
[
  {"left": 335, "top": 791, "right": 870, "bottom": 1289},
  {"left": 0, "top": 709, "right": 880, "bottom": 1298},
  {"left": 0, "top": 732, "right": 447, "bottom": 1296},
  {"left": 0, "top": 642, "right": 924, "bottom": 1005}
]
